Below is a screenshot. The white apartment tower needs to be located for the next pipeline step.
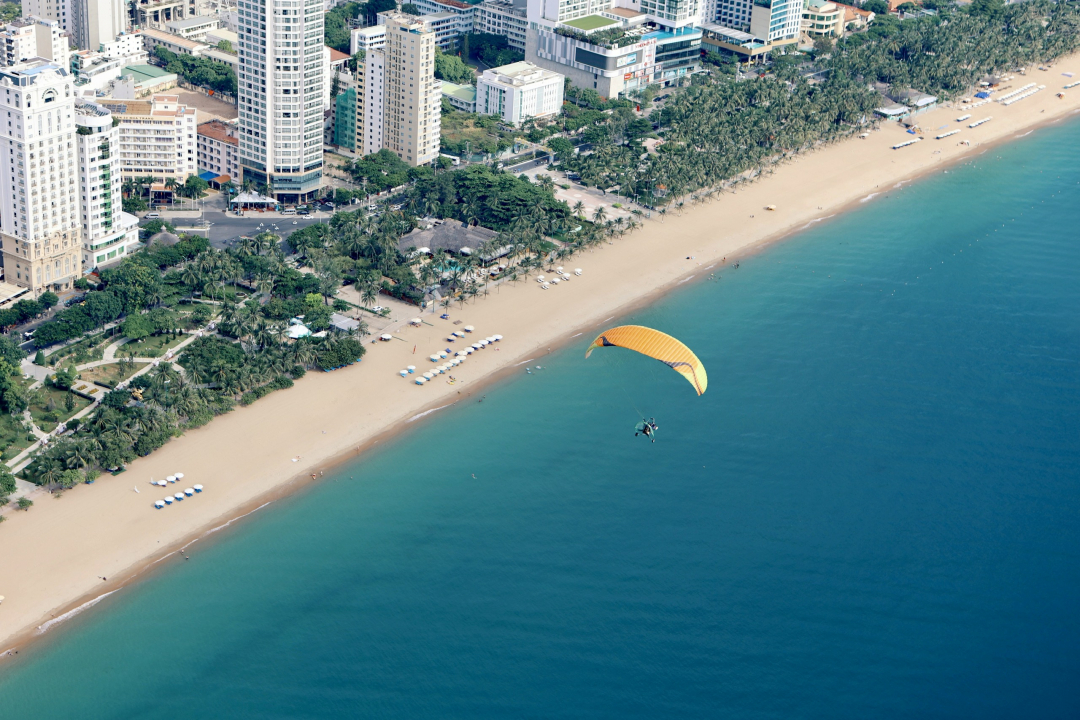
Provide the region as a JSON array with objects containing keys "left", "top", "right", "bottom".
[
  {"left": 358, "top": 51, "right": 384, "bottom": 156},
  {"left": 379, "top": 12, "right": 440, "bottom": 167},
  {"left": 24, "top": 0, "right": 72, "bottom": 34},
  {"left": 71, "top": 0, "right": 127, "bottom": 52},
  {"left": 0, "top": 17, "right": 71, "bottom": 68},
  {"left": 99, "top": 95, "right": 197, "bottom": 182},
  {"left": 0, "top": 61, "right": 82, "bottom": 293},
  {"left": 237, "top": 0, "right": 325, "bottom": 202},
  {"left": 75, "top": 102, "right": 139, "bottom": 268},
  {"left": 708, "top": 0, "right": 802, "bottom": 44}
]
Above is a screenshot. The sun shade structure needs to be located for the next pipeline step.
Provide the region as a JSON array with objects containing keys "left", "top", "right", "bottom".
[{"left": 586, "top": 325, "right": 708, "bottom": 396}]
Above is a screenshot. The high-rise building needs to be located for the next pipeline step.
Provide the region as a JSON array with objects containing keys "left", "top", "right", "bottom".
[
  {"left": 377, "top": 12, "right": 440, "bottom": 167},
  {"left": 0, "top": 16, "right": 71, "bottom": 68},
  {"left": 0, "top": 61, "right": 82, "bottom": 293},
  {"left": 99, "top": 94, "right": 197, "bottom": 182},
  {"left": 237, "top": 0, "right": 325, "bottom": 202},
  {"left": 357, "top": 51, "right": 384, "bottom": 156},
  {"left": 71, "top": 0, "right": 126, "bottom": 51},
  {"left": 706, "top": 0, "right": 801, "bottom": 45},
  {"left": 24, "top": 0, "right": 72, "bottom": 34},
  {"left": 476, "top": 0, "right": 528, "bottom": 52},
  {"left": 74, "top": 102, "right": 140, "bottom": 269}
]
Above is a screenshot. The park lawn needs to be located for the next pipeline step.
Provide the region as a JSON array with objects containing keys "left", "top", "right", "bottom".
[
  {"left": 80, "top": 361, "right": 149, "bottom": 388},
  {"left": 47, "top": 331, "right": 113, "bottom": 367},
  {"left": 28, "top": 386, "right": 92, "bottom": 434},
  {"left": 122, "top": 332, "right": 187, "bottom": 358},
  {"left": 0, "top": 414, "right": 35, "bottom": 461},
  {"left": 440, "top": 112, "right": 522, "bottom": 156}
]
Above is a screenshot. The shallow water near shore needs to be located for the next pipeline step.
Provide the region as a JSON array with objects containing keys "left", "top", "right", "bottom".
[{"left": 3, "top": 119, "right": 1080, "bottom": 718}]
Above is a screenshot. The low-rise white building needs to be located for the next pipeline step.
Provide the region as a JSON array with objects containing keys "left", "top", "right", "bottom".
[
  {"left": 140, "top": 27, "right": 208, "bottom": 58},
  {"left": 100, "top": 32, "right": 146, "bottom": 59},
  {"left": 165, "top": 15, "right": 221, "bottom": 42},
  {"left": 476, "top": 61, "right": 563, "bottom": 126},
  {"left": 75, "top": 102, "right": 140, "bottom": 269},
  {"left": 196, "top": 118, "right": 240, "bottom": 180},
  {"left": 99, "top": 94, "right": 198, "bottom": 183}
]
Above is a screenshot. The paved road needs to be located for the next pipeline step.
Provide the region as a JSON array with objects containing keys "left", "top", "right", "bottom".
[{"left": 173, "top": 211, "right": 333, "bottom": 250}]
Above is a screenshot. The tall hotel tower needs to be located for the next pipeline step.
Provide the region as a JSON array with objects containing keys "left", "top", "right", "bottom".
[{"left": 237, "top": 0, "right": 324, "bottom": 202}]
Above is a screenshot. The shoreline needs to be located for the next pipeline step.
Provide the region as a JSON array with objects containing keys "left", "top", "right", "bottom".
[{"left": 3, "top": 59, "right": 1080, "bottom": 662}]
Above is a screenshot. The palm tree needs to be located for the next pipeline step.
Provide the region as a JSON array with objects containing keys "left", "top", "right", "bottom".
[
  {"left": 592, "top": 205, "right": 607, "bottom": 225},
  {"left": 572, "top": 201, "right": 585, "bottom": 219}
]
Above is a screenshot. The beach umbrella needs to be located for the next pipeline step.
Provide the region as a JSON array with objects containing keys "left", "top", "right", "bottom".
[
  {"left": 574, "top": 268, "right": 582, "bottom": 275},
  {"left": 556, "top": 266, "right": 564, "bottom": 273},
  {"left": 447, "top": 336, "right": 456, "bottom": 342},
  {"left": 536, "top": 276, "right": 545, "bottom": 283},
  {"left": 400, "top": 370, "right": 409, "bottom": 377},
  {"left": 429, "top": 354, "right": 440, "bottom": 362},
  {"left": 380, "top": 334, "right": 393, "bottom": 341},
  {"left": 193, "top": 485, "right": 203, "bottom": 493},
  {"left": 174, "top": 493, "right": 185, "bottom": 501},
  {"left": 175, "top": 473, "right": 184, "bottom": 479},
  {"left": 184, "top": 488, "right": 195, "bottom": 496},
  {"left": 464, "top": 325, "right": 474, "bottom": 333},
  {"left": 465, "top": 348, "right": 475, "bottom": 354},
  {"left": 493, "top": 335, "right": 502, "bottom": 341},
  {"left": 438, "top": 350, "right": 448, "bottom": 358},
  {"left": 155, "top": 500, "right": 165, "bottom": 509},
  {"left": 423, "top": 372, "right": 434, "bottom": 379},
  {"left": 410, "top": 318, "right": 422, "bottom": 325},
  {"left": 454, "top": 331, "right": 465, "bottom": 338},
  {"left": 166, "top": 475, "right": 176, "bottom": 483},
  {"left": 415, "top": 377, "right": 426, "bottom": 385},
  {"left": 407, "top": 366, "right": 416, "bottom": 372},
  {"left": 541, "top": 283, "right": 550, "bottom": 289},
  {"left": 551, "top": 278, "right": 561, "bottom": 285},
  {"left": 480, "top": 340, "right": 490, "bottom": 347},
  {"left": 164, "top": 497, "right": 174, "bottom": 504}
]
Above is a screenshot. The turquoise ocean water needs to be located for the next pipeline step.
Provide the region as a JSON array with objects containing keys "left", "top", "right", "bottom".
[{"left": 2, "top": 119, "right": 1079, "bottom": 718}]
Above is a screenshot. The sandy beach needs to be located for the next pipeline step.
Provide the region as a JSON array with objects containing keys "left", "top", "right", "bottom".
[{"left": 2, "top": 58, "right": 1079, "bottom": 658}]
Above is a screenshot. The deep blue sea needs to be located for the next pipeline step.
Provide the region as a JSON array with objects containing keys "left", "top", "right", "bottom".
[{"left": 3, "top": 119, "right": 1080, "bottom": 719}]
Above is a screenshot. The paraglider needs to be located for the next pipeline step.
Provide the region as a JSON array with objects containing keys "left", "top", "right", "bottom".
[
  {"left": 586, "top": 325, "right": 706, "bottom": 442},
  {"left": 585, "top": 325, "right": 707, "bottom": 396}
]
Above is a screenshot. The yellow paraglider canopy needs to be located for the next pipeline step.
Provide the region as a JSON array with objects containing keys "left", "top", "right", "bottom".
[{"left": 585, "top": 325, "right": 707, "bottom": 396}]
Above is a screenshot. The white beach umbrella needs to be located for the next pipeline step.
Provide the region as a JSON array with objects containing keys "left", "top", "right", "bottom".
[
  {"left": 438, "top": 350, "right": 448, "bottom": 358},
  {"left": 407, "top": 365, "right": 416, "bottom": 372},
  {"left": 465, "top": 347, "right": 475, "bottom": 354},
  {"left": 464, "top": 325, "right": 474, "bottom": 332},
  {"left": 184, "top": 488, "right": 195, "bottom": 496},
  {"left": 493, "top": 335, "right": 502, "bottom": 341},
  {"left": 556, "top": 266, "right": 564, "bottom": 273},
  {"left": 551, "top": 278, "right": 561, "bottom": 285},
  {"left": 454, "top": 331, "right": 465, "bottom": 338},
  {"left": 479, "top": 340, "right": 489, "bottom": 347},
  {"left": 574, "top": 268, "right": 583, "bottom": 275},
  {"left": 193, "top": 485, "right": 203, "bottom": 493},
  {"left": 380, "top": 334, "right": 393, "bottom": 341},
  {"left": 416, "top": 377, "right": 426, "bottom": 385},
  {"left": 175, "top": 473, "right": 184, "bottom": 479},
  {"left": 536, "top": 276, "right": 545, "bottom": 283},
  {"left": 410, "top": 318, "right": 422, "bottom": 325},
  {"left": 174, "top": 493, "right": 185, "bottom": 501},
  {"left": 541, "top": 283, "right": 550, "bottom": 289},
  {"left": 423, "top": 372, "right": 435, "bottom": 379},
  {"left": 429, "top": 354, "right": 440, "bottom": 362},
  {"left": 166, "top": 475, "right": 176, "bottom": 483},
  {"left": 164, "top": 497, "right": 174, "bottom": 504},
  {"left": 155, "top": 500, "right": 166, "bottom": 509},
  {"left": 400, "top": 370, "right": 409, "bottom": 377},
  {"left": 447, "top": 336, "right": 457, "bottom": 342}
]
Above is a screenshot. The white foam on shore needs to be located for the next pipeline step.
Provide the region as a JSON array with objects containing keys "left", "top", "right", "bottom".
[
  {"left": 893, "top": 180, "right": 910, "bottom": 189},
  {"left": 860, "top": 192, "right": 880, "bottom": 203},
  {"left": 601, "top": 316, "right": 615, "bottom": 323},
  {"left": 407, "top": 404, "right": 452, "bottom": 423},
  {"left": 798, "top": 215, "right": 836, "bottom": 230},
  {"left": 1015, "top": 130, "right": 1033, "bottom": 138},
  {"left": 569, "top": 332, "right": 583, "bottom": 338},
  {"left": 515, "top": 358, "right": 535, "bottom": 366},
  {"left": 181, "top": 501, "right": 275, "bottom": 552},
  {"left": 677, "top": 275, "right": 694, "bottom": 284},
  {"left": 36, "top": 590, "right": 118, "bottom": 635}
]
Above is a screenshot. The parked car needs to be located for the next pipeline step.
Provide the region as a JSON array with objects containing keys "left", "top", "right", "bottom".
[
  {"left": 146, "top": 212, "right": 160, "bottom": 219},
  {"left": 297, "top": 209, "right": 310, "bottom": 216}
]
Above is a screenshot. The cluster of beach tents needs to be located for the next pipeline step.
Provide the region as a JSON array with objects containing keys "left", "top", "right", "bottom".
[
  {"left": 403, "top": 327, "right": 504, "bottom": 385},
  {"left": 150, "top": 473, "right": 204, "bottom": 509}
]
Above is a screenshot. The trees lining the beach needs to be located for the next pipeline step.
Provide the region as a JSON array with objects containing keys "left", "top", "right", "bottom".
[{"left": 557, "top": 0, "right": 1080, "bottom": 209}]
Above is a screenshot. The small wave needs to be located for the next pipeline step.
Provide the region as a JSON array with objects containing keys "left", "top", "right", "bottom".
[
  {"left": 515, "top": 358, "right": 535, "bottom": 367},
  {"left": 1015, "top": 130, "right": 1032, "bottom": 138},
  {"left": 407, "top": 405, "right": 451, "bottom": 423},
  {"left": 678, "top": 275, "right": 694, "bottom": 284},
  {"left": 860, "top": 193, "right": 880, "bottom": 203},
  {"left": 569, "top": 332, "right": 583, "bottom": 338},
  {"left": 183, "top": 501, "right": 274, "bottom": 551},
  {"left": 893, "top": 180, "right": 910, "bottom": 189},
  {"left": 601, "top": 316, "right": 615, "bottom": 323},
  {"left": 799, "top": 215, "right": 836, "bottom": 230},
  {"left": 705, "top": 264, "right": 716, "bottom": 270},
  {"left": 37, "top": 591, "right": 118, "bottom": 635}
]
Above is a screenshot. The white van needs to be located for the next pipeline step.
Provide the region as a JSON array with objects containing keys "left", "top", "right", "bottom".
[
  {"left": 282, "top": 208, "right": 296, "bottom": 215},
  {"left": 146, "top": 212, "right": 160, "bottom": 219}
]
